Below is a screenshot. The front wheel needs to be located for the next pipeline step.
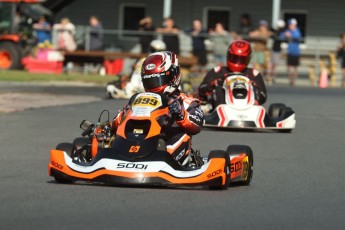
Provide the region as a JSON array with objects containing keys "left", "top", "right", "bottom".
[{"left": 268, "top": 103, "right": 286, "bottom": 120}]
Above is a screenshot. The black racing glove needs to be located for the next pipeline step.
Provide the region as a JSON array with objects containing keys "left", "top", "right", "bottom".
[{"left": 168, "top": 97, "right": 185, "bottom": 121}]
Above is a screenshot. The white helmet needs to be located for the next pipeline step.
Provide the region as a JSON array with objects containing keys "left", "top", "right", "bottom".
[{"left": 149, "top": 40, "right": 166, "bottom": 53}]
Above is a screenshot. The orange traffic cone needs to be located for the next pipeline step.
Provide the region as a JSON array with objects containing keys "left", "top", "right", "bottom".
[{"left": 319, "top": 68, "right": 328, "bottom": 88}]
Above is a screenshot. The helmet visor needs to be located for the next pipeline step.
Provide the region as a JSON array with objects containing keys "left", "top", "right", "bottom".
[
  {"left": 228, "top": 53, "right": 251, "bottom": 66},
  {"left": 142, "top": 72, "right": 171, "bottom": 90}
]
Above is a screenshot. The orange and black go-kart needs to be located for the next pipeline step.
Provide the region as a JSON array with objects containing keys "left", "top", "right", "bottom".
[{"left": 48, "top": 92, "right": 253, "bottom": 190}]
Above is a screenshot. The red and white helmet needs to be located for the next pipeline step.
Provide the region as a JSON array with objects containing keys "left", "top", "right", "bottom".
[
  {"left": 227, "top": 40, "right": 252, "bottom": 72},
  {"left": 141, "top": 51, "right": 181, "bottom": 94}
]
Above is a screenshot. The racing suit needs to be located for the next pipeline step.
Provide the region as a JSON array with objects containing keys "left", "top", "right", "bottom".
[
  {"left": 112, "top": 90, "right": 204, "bottom": 164},
  {"left": 198, "top": 66, "right": 267, "bottom": 108}
]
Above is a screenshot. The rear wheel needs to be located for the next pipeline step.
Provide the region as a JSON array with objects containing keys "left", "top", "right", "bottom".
[
  {"left": 54, "top": 143, "right": 74, "bottom": 183},
  {"left": 268, "top": 103, "right": 286, "bottom": 119},
  {"left": 208, "top": 150, "right": 230, "bottom": 190},
  {"left": 0, "top": 42, "right": 21, "bottom": 70},
  {"left": 226, "top": 145, "right": 253, "bottom": 186}
]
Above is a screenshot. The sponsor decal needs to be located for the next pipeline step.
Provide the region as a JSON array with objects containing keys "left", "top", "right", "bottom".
[
  {"left": 189, "top": 114, "right": 201, "bottom": 123},
  {"left": 133, "top": 96, "right": 159, "bottom": 107},
  {"left": 207, "top": 169, "right": 222, "bottom": 179},
  {"left": 52, "top": 161, "right": 63, "bottom": 169},
  {"left": 145, "top": 63, "right": 156, "bottom": 70},
  {"left": 116, "top": 163, "right": 148, "bottom": 170},
  {"left": 237, "top": 114, "right": 247, "bottom": 119},
  {"left": 175, "top": 149, "right": 186, "bottom": 161},
  {"left": 231, "top": 160, "right": 242, "bottom": 173},
  {"left": 142, "top": 72, "right": 166, "bottom": 79},
  {"left": 129, "top": 146, "right": 140, "bottom": 153}
]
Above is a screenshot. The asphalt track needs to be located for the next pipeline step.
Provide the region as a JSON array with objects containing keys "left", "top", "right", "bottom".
[{"left": 1, "top": 85, "right": 345, "bottom": 230}]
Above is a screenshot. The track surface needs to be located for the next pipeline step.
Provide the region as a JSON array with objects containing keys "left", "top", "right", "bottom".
[{"left": 1, "top": 85, "right": 345, "bottom": 229}]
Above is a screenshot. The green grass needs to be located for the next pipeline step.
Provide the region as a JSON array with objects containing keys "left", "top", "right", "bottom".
[{"left": 0, "top": 70, "right": 119, "bottom": 85}]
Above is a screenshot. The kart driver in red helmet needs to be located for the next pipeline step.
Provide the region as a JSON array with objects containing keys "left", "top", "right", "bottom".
[
  {"left": 198, "top": 40, "right": 267, "bottom": 109},
  {"left": 111, "top": 51, "right": 204, "bottom": 166}
]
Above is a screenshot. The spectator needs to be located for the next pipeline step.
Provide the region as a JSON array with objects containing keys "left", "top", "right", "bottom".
[
  {"left": 236, "top": 13, "right": 253, "bottom": 37},
  {"left": 209, "top": 22, "right": 233, "bottom": 66},
  {"left": 89, "top": 15, "right": 104, "bottom": 51},
  {"left": 248, "top": 20, "right": 272, "bottom": 74},
  {"left": 267, "top": 19, "right": 286, "bottom": 84},
  {"left": 33, "top": 16, "right": 51, "bottom": 43},
  {"left": 138, "top": 16, "right": 155, "bottom": 53},
  {"left": 53, "top": 17, "right": 76, "bottom": 51},
  {"left": 280, "top": 18, "right": 302, "bottom": 86},
  {"left": 337, "top": 32, "right": 345, "bottom": 88},
  {"left": 186, "top": 19, "right": 208, "bottom": 67},
  {"left": 156, "top": 17, "right": 180, "bottom": 55}
]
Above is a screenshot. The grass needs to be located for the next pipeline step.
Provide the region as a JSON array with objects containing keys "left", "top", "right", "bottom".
[{"left": 0, "top": 70, "right": 119, "bottom": 85}]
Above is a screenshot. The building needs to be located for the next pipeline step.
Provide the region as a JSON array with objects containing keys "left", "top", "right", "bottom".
[{"left": 49, "top": 0, "right": 343, "bottom": 54}]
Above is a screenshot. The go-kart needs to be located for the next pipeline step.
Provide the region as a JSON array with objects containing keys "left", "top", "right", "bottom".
[
  {"left": 48, "top": 92, "right": 253, "bottom": 190},
  {"left": 202, "top": 75, "right": 296, "bottom": 132}
]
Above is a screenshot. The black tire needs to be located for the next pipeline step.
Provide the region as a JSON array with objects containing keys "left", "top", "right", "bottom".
[
  {"left": 207, "top": 150, "right": 230, "bottom": 190},
  {"left": 226, "top": 145, "right": 253, "bottom": 186},
  {"left": 0, "top": 41, "right": 22, "bottom": 70},
  {"left": 54, "top": 143, "right": 74, "bottom": 183},
  {"left": 268, "top": 103, "right": 286, "bottom": 119},
  {"left": 279, "top": 107, "right": 294, "bottom": 119},
  {"left": 56, "top": 143, "right": 74, "bottom": 156},
  {"left": 72, "top": 137, "right": 89, "bottom": 149}
]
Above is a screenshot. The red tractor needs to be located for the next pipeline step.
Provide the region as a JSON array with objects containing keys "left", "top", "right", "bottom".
[{"left": 0, "top": 0, "right": 48, "bottom": 70}]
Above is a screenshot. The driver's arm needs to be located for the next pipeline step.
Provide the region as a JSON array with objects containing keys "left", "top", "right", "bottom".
[
  {"left": 176, "top": 99, "right": 204, "bottom": 135},
  {"left": 251, "top": 71, "right": 267, "bottom": 105}
]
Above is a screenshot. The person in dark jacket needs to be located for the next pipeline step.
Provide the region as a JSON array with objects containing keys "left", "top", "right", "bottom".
[
  {"left": 267, "top": 19, "right": 286, "bottom": 84},
  {"left": 186, "top": 19, "right": 208, "bottom": 67},
  {"left": 89, "top": 15, "right": 103, "bottom": 51}
]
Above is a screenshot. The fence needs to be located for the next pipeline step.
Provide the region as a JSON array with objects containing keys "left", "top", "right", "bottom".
[{"left": 48, "top": 26, "right": 343, "bottom": 86}]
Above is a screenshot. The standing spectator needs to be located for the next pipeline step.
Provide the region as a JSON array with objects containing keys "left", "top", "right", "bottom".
[
  {"left": 236, "top": 13, "right": 253, "bottom": 37},
  {"left": 156, "top": 17, "right": 180, "bottom": 55},
  {"left": 267, "top": 19, "right": 286, "bottom": 84},
  {"left": 209, "top": 22, "right": 233, "bottom": 66},
  {"left": 89, "top": 15, "right": 103, "bottom": 51},
  {"left": 280, "top": 18, "right": 302, "bottom": 86},
  {"left": 337, "top": 32, "right": 345, "bottom": 88},
  {"left": 53, "top": 18, "right": 76, "bottom": 51},
  {"left": 249, "top": 20, "right": 273, "bottom": 75},
  {"left": 138, "top": 16, "right": 155, "bottom": 53},
  {"left": 186, "top": 19, "right": 208, "bottom": 67},
  {"left": 33, "top": 16, "right": 51, "bottom": 43}
]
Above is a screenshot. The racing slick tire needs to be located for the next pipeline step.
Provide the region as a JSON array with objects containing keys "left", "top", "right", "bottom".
[
  {"left": 207, "top": 150, "right": 230, "bottom": 190},
  {"left": 268, "top": 103, "right": 286, "bottom": 120},
  {"left": 226, "top": 145, "right": 253, "bottom": 186},
  {"left": 54, "top": 143, "right": 74, "bottom": 183},
  {"left": 277, "top": 107, "right": 295, "bottom": 133},
  {"left": 73, "top": 137, "right": 89, "bottom": 149}
]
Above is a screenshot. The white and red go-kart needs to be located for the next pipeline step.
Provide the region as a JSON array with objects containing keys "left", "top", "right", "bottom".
[{"left": 203, "top": 75, "right": 296, "bottom": 132}]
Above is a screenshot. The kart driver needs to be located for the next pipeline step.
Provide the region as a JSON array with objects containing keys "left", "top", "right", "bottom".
[
  {"left": 111, "top": 51, "right": 204, "bottom": 166},
  {"left": 198, "top": 40, "right": 267, "bottom": 110},
  {"left": 106, "top": 40, "right": 167, "bottom": 98}
]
